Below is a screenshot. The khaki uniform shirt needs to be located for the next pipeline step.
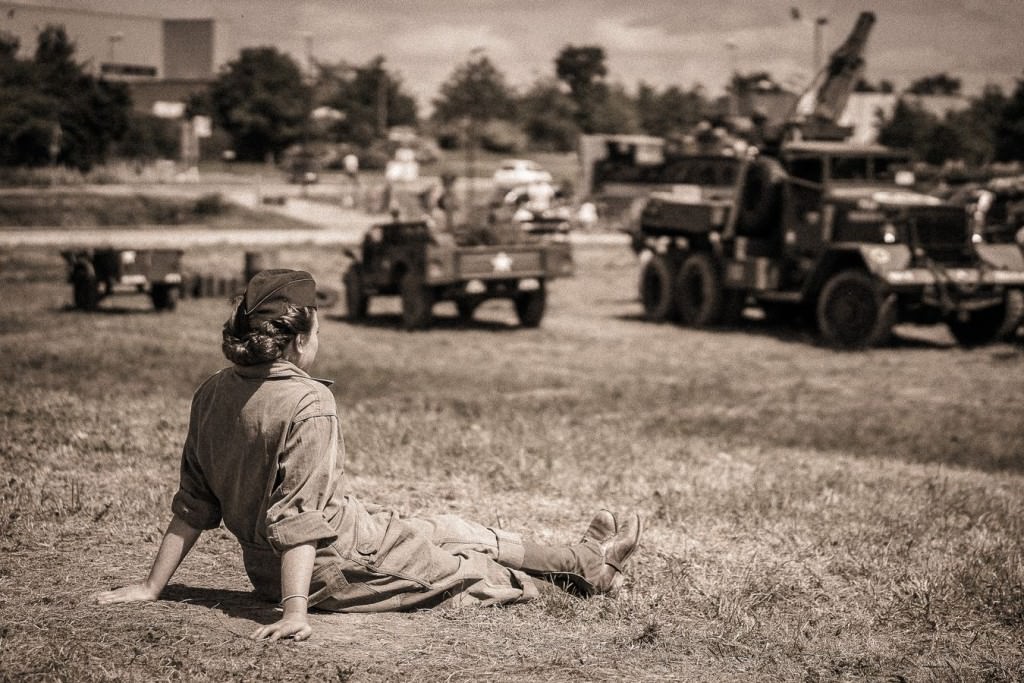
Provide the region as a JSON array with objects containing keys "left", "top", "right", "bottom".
[
  {"left": 171, "top": 360, "right": 537, "bottom": 610},
  {"left": 171, "top": 361, "right": 346, "bottom": 589}
]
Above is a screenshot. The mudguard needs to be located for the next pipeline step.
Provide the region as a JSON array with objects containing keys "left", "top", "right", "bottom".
[
  {"left": 856, "top": 244, "right": 913, "bottom": 278},
  {"left": 976, "top": 243, "right": 1024, "bottom": 271}
]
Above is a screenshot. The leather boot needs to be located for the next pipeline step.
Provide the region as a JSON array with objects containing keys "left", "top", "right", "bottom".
[
  {"left": 580, "top": 509, "right": 616, "bottom": 544},
  {"left": 546, "top": 512, "right": 642, "bottom": 598}
]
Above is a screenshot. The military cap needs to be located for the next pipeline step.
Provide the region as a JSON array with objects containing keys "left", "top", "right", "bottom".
[{"left": 243, "top": 269, "right": 317, "bottom": 324}]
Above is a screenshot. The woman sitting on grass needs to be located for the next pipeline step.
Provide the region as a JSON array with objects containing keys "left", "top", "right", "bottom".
[{"left": 94, "top": 269, "right": 642, "bottom": 642}]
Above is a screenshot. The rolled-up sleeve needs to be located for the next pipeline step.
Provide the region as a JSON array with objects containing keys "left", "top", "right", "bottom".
[
  {"left": 265, "top": 413, "right": 340, "bottom": 552},
  {"left": 171, "top": 433, "right": 222, "bottom": 530}
]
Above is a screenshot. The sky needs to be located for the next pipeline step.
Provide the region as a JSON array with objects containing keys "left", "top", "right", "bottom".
[{"left": 11, "top": 0, "right": 1024, "bottom": 109}]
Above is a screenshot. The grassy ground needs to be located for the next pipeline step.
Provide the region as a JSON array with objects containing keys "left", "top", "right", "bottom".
[{"left": 1, "top": 242, "right": 1023, "bottom": 681}]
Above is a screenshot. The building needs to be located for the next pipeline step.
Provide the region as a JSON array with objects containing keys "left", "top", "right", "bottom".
[{"left": 0, "top": 2, "right": 225, "bottom": 114}]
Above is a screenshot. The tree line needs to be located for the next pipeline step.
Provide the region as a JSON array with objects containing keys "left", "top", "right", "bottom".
[{"left": 2, "top": 24, "right": 1024, "bottom": 170}]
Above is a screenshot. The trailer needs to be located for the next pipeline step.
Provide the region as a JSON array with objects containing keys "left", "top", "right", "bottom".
[{"left": 61, "top": 248, "right": 183, "bottom": 311}]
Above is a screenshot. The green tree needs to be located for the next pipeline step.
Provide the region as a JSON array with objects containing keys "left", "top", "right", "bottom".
[
  {"left": 944, "top": 85, "right": 1007, "bottom": 165},
  {"left": 636, "top": 82, "right": 708, "bottom": 138},
  {"left": 317, "top": 56, "right": 417, "bottom": 146},
  {"left": 996, "top": 77, "right": 1024, "bottom": 161},
  {"left": 854, "top": 77, "right": 894, "bottom": 93},
  {"left": 906, "top": 73, "right": 962, "bottom": 96},
  {"left": 209, "top": 47, "right": 312, "bottom": 161},
  {"left": 878, "top": 100, "right": 938, "bottom": 154},
  {"left": 517, "top": 78, "right": 578, "bottom": 151},
  {"left": 0, "top": 25, "right": 130, "bottom": 170},
  {"left": 587, "top": 83, "right": 641, "bottom": 135},
  {"left": 432, "top": 50, "right": 517, "bottom": 124},
  {"left": 555, "top": 45, "right": 609, "bottom": 133}
]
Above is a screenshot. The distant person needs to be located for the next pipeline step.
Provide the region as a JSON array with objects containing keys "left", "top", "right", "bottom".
[
  {"left": 436, "top": 171, "right": 460, "bottom": 231},
  {"left": 94, "top": 269, "right": 642, "bottom": 641},
  {"left": 342, "top": 153, "right": 360, "bottom": 209}
]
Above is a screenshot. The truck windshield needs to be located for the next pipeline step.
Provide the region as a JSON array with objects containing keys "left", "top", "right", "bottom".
[
  {"left": 871, "top": 156, "right": 912, "bottom": 183},
  {"left": 831, "top": 157, "right": 869, "bottom": 180}
]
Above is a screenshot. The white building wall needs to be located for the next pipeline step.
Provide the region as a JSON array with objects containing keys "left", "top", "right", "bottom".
[{"left": 1, "top": 3, "right": 163, "bottom": 77}]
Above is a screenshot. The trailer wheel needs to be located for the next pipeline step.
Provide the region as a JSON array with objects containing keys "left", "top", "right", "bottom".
[
  {"left": 456, "top": 299, "right": 479, "bottom": 323},
  {"left": 947, "top": 289, "right": 1024, "bottom": 347},
  {"left": 72, "top": 268, "right": 99, "bottom": 311},
  {"left": 343, "top": 264, "right": 369, "bottom": 321},
  {"left": 514, "top": 286, "right": 546, "bottom": 328},
  {"left": 400, "top": 271, "right": 433, "bottom": 330},
  {"left": 816, "top": 269, "right": 895, "bottom": 349},
  {"left": 674, "top": 253, "right": 735, "bottom": 327},
  {"left": 150, "top": 284, "right": 179, "bottom": 311},
  {"left": 639, "top": 254, "right": 675, "bottom": 322}
]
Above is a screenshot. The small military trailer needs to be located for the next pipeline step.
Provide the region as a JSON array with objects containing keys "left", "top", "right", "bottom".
[
  {"left": 634, "top": 142, "right": 1024, "bottom": 347},
  {"left": 61, "top": 248, "right": 184, "bottom": 311},
  {"left": 342, "top": 220, "right": 574, "bottom": 329}
]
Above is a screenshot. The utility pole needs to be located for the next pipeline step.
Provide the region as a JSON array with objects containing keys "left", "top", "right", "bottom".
[
  {"left": 725, "top": 40, "right": 738, "bottom": 116},
  {"left": 107, "top": 32, "right": 123, "bottom": 63},
  {"left": 302, "top": 32, "right": 314, "bottom": 82},
  {"left": 376, "top": 70, "right": 388, "bottom": 137},
  {"left": 813, "top": 16, "right": 828, "bottom": 73}
]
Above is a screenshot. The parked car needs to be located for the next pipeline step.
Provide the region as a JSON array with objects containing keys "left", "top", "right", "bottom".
[{"left": 492, "top": 159, "right": 552, "bottom": 189}]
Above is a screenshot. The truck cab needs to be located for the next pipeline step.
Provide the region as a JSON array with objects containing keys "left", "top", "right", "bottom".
[
  {"left": 343, "top": 219, "right": 574, "bottom": 330},
  {"left": 635, "top": 143, "right": 1024, "bottom": 347}
]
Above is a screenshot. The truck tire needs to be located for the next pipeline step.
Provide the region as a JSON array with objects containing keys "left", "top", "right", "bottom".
[
  {"left": 150, "top": 284, "right": 179, "bottom": 312},
  {"left": 343, "top": 265, "right": 369, "bottom": 321},
  {"left": 816, "top": 269, "right": 896, "bottom": 349},
  {"left": 674, "top": 253, "right": 741, "bottom": 326},
  {"left": 400, "top": 271, "right": 433, "bottom": 330},
  {"left": 514, "top": 286, "right": 546, "bottom": 328},
  {"left": 72, "top": 268, "right": 99, "bottom": 311},
  {"left": 947, "top": 289, "right": 1024, "bottom": 347},
  {"left": 639, "top": 254, "right": 675, "bottom": 322}
]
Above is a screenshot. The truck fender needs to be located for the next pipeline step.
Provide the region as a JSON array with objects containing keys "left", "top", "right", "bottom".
[
  {"left": 805, "top": 245, "right": 913, "bottom": 299},
  {"left": 802, "top": 247, "right": 874, "bottom": 298},
  {"left": 855, "top": 244, "right": 913, "bottom": 279},
  {"left": 975, "top": 243, "right": 1024, "bottom": 271}
]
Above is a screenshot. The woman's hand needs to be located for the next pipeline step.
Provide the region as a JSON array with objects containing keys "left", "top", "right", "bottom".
[
  {"left": 94, "top": 583, "right": 160, "bottom": 605},
  {"left": 250, "top": 614, "right": 312, "bottom": 642}
]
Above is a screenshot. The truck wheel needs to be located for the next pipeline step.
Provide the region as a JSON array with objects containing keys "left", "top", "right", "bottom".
[
  {"left": 72, "top": 269, "right": 99, "bottom": 311},
  {"left": 514, "top": 286, "right": 547, "bottom": 328},
  {"left": 150, "top": 284, "right": 179, "bottom": 311},
  {"left": 947, "top": 289, "right": 1024, "bottom": 347},
  {"left": 343, "top": 265, "right": 369, "bottom": 321},
  {"left": 816, "top": 269, "right": 895, "bottom": 349},
  {"left": 674, "top": 253, "right": 733, "bottom": 327},
  {"left": 400, "top": 271, "right": 433, "bottom": 330},
  {"left": 639, "top": 254, "right": 675, "bottom": 322}
]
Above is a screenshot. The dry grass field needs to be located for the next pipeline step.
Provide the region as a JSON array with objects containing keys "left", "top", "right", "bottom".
[{"left": 1, "top": 237, "right": 1023, "bottom": 681}]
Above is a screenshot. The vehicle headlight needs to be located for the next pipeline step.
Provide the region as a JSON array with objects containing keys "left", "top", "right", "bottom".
[
  {"left": 1017, "top": 226, "right": 1024, "bottom": 246},
  {"left": 882, "top": 223, "right": 897, "bottom": 244}
]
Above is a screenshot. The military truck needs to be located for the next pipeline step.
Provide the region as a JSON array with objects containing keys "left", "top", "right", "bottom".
[
  {"left": 61, "top": 248, "right": 184, "bottom": 312},
  {"left": 342, "top": 220, "right": 574, "bottom": 330},
  {"left": 635, "top": 143, "right": 1024, "bottom": 347}
]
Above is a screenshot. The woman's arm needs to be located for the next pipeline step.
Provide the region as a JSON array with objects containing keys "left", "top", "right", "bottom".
[
  {"left": 94, "top": 514, "right": 202, "bottom": 604},
  {"left": 250, "top": 542, "right": 316, "bottom": 641}
]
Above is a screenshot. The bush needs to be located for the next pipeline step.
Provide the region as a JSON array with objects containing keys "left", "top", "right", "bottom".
[
  {"left": 193, "top": 193, "right": 226, "bottom": 216},
  {"left": 479, "top": 120, "right": 528, "bottom": 154}
]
